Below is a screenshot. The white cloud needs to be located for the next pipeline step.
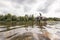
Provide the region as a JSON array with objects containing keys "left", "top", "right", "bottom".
[
  {"left": 45, "top": 0, "right": 60, "bottom": 18},
  {"left": 0, "top": 0, "right": 60, "bottom": 17}
]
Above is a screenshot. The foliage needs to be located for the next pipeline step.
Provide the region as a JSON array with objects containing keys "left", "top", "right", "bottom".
[{"left": 0, "top": 13, "right": 60, "bottom": 29}]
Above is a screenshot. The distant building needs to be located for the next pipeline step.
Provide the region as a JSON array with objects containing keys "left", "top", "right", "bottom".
[{"left": 35, "top": 13, "right": 47, "bottom": 21}]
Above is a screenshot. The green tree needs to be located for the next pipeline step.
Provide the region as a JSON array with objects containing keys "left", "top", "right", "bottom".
[{"left": 4, "top": 13, "right": 12, "bottom": 30}]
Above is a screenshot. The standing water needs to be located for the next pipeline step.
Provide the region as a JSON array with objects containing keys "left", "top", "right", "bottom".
[{"left": 0, "top": 22, "right": 60, "bottom": 40}]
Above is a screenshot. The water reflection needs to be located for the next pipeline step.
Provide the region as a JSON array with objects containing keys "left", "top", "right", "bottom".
[{"left": 0, "top": 21, "right": 60, "bottom": 40}]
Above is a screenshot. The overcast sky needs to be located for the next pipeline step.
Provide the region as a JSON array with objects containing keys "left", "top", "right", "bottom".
[{"left": 0, "top": 0, "right": 60, "bottom": 17}]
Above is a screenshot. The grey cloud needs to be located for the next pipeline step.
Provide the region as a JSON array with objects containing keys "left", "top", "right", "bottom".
[
  {"left": 0, "top": 0, "right": 57, "bottom": 16},
  {"left": 55, "top": 9, "right": 60, "bottom": 13},
  {"left": 5, "top": 0, "right": 36, "bottom": 12},
  {"left": 25, "top": 0, "right": 36, "bottom": 4},
  {"left": 37, "top": 8, "right": 47, "bottom": 13},
  {"left": 1, "top": 9, "right": 9, "bottom": 13},
  {"left": 24, "top": 6, "right": 31, "bottom": 12},
  {"left": 37, "top": 0, "right": 55, "bottom": 13},
  {"left": 5, "top": 0, "right": 25, "bottom": 4},
  {"left": 11, "top": 0, "right": 25, "bottom": 4},
  {"left": 11, "top": 0, "right": 36, "bottom": 12},
  {"left": 0, "top": 3, "right": 7, "bottom": 7},
  {"left": 23, "top": 5, "right": 34, "bottom": 13},
  {"left": 12, "top": 3, "right": 21, "bottom": 9},
  {"left": 8, "top": 0, "right": 36, "bottom": 4}
]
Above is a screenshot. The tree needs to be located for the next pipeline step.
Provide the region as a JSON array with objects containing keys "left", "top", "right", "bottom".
[
  {"left": 31, "top": 15, "right": 34, "bottom": 27},
  {"left": 24, "top": 15, "right": 28, "bottom": 27},
  {"left": 4, "top": 13, "right": 12, "bottom": 30},
  {"left": 24, "top": 14, "right": 29, "bottom": 31}
]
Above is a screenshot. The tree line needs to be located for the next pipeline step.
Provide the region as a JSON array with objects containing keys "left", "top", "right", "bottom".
[
  {"left": 0, "top": 13, "right": 60, "bottom": 26},
  {"left": 0, "top": 14, "right": 35, "bottom": 27}
]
